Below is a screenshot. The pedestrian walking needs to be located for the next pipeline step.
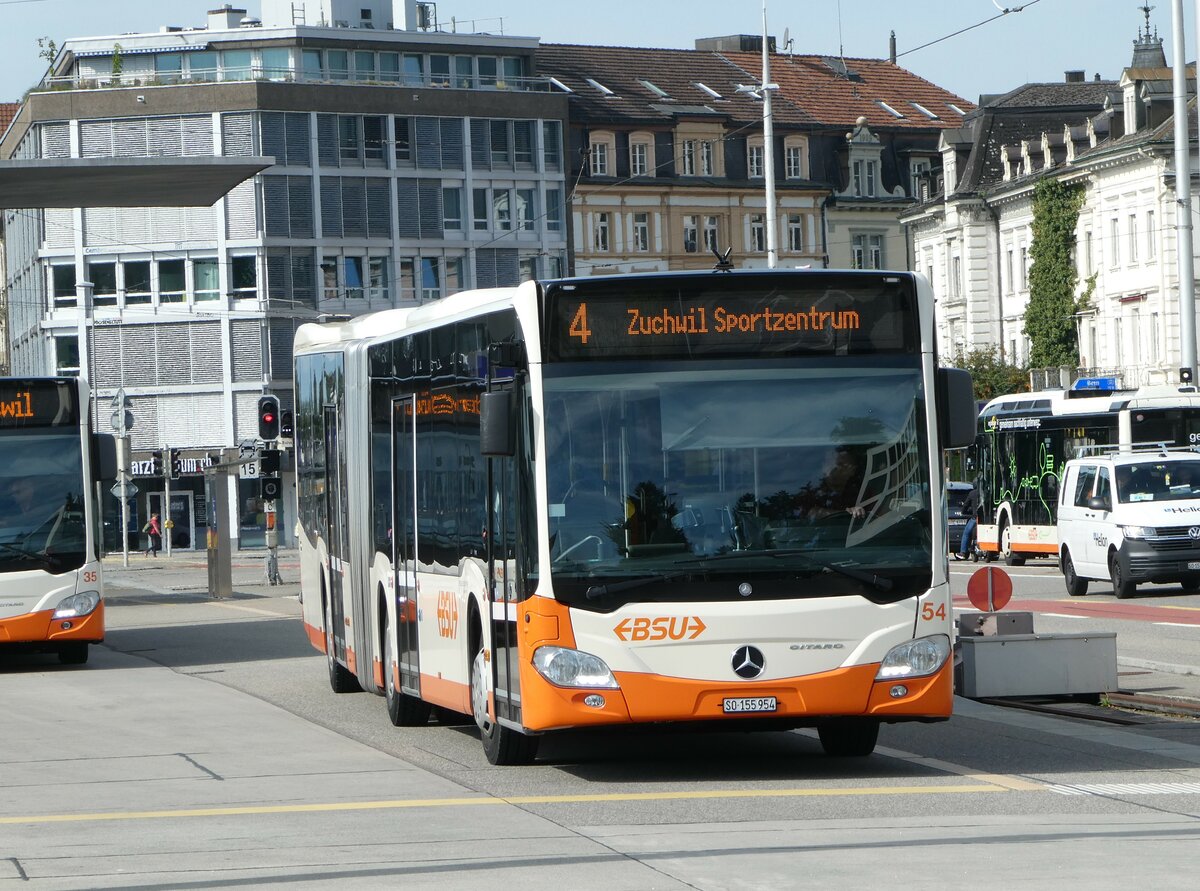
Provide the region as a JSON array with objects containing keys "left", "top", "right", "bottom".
[{"left": 143, "top": 512, "right": 162, "bottom": 557}]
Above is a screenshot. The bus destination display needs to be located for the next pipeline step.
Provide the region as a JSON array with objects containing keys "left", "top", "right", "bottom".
[
  {"left": 545, "top": 283, "right": 914, "bottom": 360},
  {"left": 0, "top": 380, "right": 79, "bottom": 429}
]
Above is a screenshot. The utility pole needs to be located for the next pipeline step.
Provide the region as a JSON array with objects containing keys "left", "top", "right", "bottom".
[
  {"left": 762, "top": 2, "right": 778, "bottom": 268},
  {"left": 1173, "top": 0, "right": 1197, "bottom": 383}
]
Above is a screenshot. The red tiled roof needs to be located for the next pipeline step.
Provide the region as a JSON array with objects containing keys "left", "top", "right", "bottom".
[
  {"left": 0, "top": 102, "right": 19, "bottom": 138},
  {"left": 723, "top": 52, "right": 976, "bottom": 130}
]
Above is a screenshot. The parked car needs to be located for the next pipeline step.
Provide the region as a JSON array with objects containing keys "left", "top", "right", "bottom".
[{"left": 1058, "top": 449, "right": 1200, "bottom": 598}]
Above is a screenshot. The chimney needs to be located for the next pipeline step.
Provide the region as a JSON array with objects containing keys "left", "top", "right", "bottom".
[
  {"left": 1065, "top": 70, "right": 1086, "bottom": 83},
  {"left": 889, "top": 30, "right": 896, "bottom": 64},
  {"left": 207, "top": 5, "right": 247, "bottom": 30}
]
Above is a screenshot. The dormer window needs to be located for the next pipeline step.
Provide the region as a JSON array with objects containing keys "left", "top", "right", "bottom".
[
  {"left": 629, "top": 131, "right": 655, "bottom": 177},
  {"left": 784, "top": 136, "right": 807, "bottom": 179},
  {"left": 748, "top": 137, "right": 765, "bottom": 178},
  {"left": 589, "top": 130, "right": 615, "bottom": 176},
  {"left": 853, "top": 159, "right": 877, "bottom": 197}
]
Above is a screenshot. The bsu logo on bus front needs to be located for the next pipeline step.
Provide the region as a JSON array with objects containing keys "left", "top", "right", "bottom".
[{"left": 613, "top": 616, "right": 707, "bottom": 642}]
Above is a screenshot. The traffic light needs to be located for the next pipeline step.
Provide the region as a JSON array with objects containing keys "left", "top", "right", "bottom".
[
  {"left": 168, "top": 448, "right": 181, "bottom": 479},
  {"left": 260, "top": 448, "right": 281, "bottom": 476},
  {"left": 280, "top": 409, "right": 294, "bottom": 439},
  {"left": 260, "top": 476, "right": 282, "bottom": 500},
  {"left": 258, "top": 395, "right": 280, "bottom": 441},
  {"left": 150, "top": 449, "right": 163, "bottom": 477}
]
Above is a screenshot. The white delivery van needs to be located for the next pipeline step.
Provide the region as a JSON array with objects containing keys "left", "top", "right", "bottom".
[{"left": 1057, "top": 450, "right": 1200, "bottom": 598}]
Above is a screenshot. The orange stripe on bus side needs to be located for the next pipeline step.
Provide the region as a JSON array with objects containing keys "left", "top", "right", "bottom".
[{"left": 419, "top": 673, "right": 471, "bottom": 715}]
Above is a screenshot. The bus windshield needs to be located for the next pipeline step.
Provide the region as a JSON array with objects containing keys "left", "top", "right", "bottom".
[
  {"left": 542, "top": 359, "right": 932, "bottom": 609},
  {"left": 0, "top": 431, "right": 87, "bottom": 573}
]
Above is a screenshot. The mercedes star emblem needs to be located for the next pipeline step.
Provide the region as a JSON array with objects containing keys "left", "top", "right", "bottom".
[{"left": 731, "top": 645, "right": 766, "bottom": 679}]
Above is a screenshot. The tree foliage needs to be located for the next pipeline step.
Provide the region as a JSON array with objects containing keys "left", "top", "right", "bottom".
[
  {"left": 954, "top": 345, "right": 1029, "bottom": 402},
  {"left": 1025, "top": 179, "right": 1086, "bottom": 367}
]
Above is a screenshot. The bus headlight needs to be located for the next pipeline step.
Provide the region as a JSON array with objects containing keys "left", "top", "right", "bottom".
[
  {"left": 876, "top": 634, "right": 950, "bottom": 680},
  {"left": 1120, "top": 525, "right": 1154, "bottom": 540},
  {"left": 54, "top": 591, "right": 100, "bottom": 619},
  {"left": 533, "top": 646, "right": 619, "bottom": 689}
]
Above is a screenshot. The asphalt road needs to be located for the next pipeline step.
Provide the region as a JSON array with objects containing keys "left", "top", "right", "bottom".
[{"left": 4, "top": 556, "right": 1200, "bottom": 889}]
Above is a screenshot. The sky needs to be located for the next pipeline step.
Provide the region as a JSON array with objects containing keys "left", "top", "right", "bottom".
[{"left": 0, "top": 0, "right": 1191, "bottom": 104}]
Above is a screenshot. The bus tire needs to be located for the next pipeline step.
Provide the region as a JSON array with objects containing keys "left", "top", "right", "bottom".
[
  {"left": 1180, "top": 574, "right": 1200, "bottom": 593},
  {"left": 1000, "top": 523, "right": 1026, "bottom": 567},
  {"left": 817, "top": 718, "right": 879, "bottom": 757},
  {"left": 1062, "top": 549, "right": 1088, "bottom": 597},
  {"left": 384, "top": 603, "right": 430, "bottom": 726},
  {"left": 1109, "top": 552, "right": 1136, "bottom": 600},
  {"left": 471, "top": 645, "right": 539, "bottom": 766},
  {"left": 57, "top": 643, "right": 88, "bottom": 665},
  {"left": 325, "top": 592, "right": 360, "bottom": 694}
]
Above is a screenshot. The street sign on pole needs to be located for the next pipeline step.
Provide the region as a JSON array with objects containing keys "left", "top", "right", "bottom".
[{"left": 110, "top": 481, "right": 139, "bottom": 499}]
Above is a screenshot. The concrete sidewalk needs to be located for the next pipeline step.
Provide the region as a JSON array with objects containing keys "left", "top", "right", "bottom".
[{"left": 101, "top": 547, "right": 301, "bottom": 599}]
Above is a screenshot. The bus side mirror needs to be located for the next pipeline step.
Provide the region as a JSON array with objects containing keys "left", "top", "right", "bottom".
[
  {"left": 93, "top": 432, "right": 118, "bottom": 479},
  {"left": 937, "top": 367, "right": 976, "bottom": 450},
  {"left": 480, "top": 390, "right": 515, "bottom": 457}
]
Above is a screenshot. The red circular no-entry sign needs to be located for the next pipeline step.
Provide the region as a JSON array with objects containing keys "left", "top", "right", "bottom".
[{"left": 966, "top": 566, "right": 1013, "bottom": 612}]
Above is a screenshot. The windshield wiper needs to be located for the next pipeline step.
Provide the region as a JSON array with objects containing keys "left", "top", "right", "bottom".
[
  {"left": 585, "top": 571, "right": 689, "bottom": 600},
  {"left": 0, "top": 540, "right": 48, "bottom": 562},
  {"left": 673, "top": 549, "right": 894, "bottom": 592}
]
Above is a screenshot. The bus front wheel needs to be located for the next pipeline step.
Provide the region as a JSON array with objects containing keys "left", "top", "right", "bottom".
[
  {"left": 470, "top": 646, "right": 539, "bottom": 766},
  {"left": 57, "top": 643, "right": 88, "bottom": 665},
  {"left": 817, "top": 718, "right": 879, "bottom": 757}
]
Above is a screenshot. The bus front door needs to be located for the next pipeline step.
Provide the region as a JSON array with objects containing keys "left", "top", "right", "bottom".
[{"left": 392, "top": 396, "right": 422, "bottom": 698}]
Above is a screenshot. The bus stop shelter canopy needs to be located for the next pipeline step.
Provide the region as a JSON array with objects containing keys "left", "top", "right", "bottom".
[{"left": 0, "top": 156, "right": 274, "bottom": 208}]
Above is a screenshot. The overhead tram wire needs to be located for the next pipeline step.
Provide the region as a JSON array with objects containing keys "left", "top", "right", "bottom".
[{"left": 896, "top": 0, "right": 1042, "bottom": 59}]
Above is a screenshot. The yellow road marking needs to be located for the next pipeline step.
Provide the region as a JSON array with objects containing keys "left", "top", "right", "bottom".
[{"left": 0, "top": 784, "right": 1009, "bottom": 825}]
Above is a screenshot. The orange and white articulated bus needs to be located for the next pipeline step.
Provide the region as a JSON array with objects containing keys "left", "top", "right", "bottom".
[
  {"left": 0, "top": 377, "right": 115, "bottom": 665},
  {"left": 975, "top": 384, "right": 1200, "bottom": 565},
  {"left": 293, "top": 269, "right": 976, "bottom": 764}
]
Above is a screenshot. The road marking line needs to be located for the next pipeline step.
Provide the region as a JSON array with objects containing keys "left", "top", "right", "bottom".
[
  {"left": 873, "top": 744, "right": 1045, "bottom": 791},
  {"left": 0, "top": 785, "right": 1010, "bottom": 825},
  {"left": 1041, "top": 613, "right": 1086, "bottom": 619},
  {"left": 1153, "top": 622, "right": 1200, "bottom": 628},
  {"left": 207, "top": 602, "right": 290, "bottom": 618}
]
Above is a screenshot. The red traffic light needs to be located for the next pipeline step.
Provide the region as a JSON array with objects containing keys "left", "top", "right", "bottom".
[{"left": 258, "top": 395, "right": 281, "bottom": 440}]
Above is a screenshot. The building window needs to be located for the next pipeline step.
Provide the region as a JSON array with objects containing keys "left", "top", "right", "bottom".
[
  {"left": 394, "top": 116, "right": 413, "bottom": 164},
  {"left": 490, "top": 120, "right": 511, "bottom": 167},
  {"left": 193, "top": 258, "right": 219, "bottom": 302},
  {"left": 473, "top": 188, "right": 489, "bottom": 231},
  {"left": 1151, "top": 311, "right": 1160, "bottom": 362},
  {"left": 681, "top": 140, "right": 696, "bottom": 176},
  {"left": 593, "top": 212, "right": 610, "bottom": 252},
  {"left": 1005, "top": 249, "right": 1014, "bottom": 294},
  {"left": 787, "top": 214, "right": 805, "bottom": 252},
  {"left": 516, "top": 188, "right": 536, "bottom": 231},
  {"left": 420, "top": 257, "right": 440, "bottom": 300},
  {"left": 339, "top": 116, "right": 360, "bottom": 163},
  {"left": 447, "top": 257, "right": 464, "bottom": 293},
  {"left": 1110, "top": 219, "right": 1120, "bottom": 267},
  {"left": 368, "top": 257, "right": 389, "bottom": 301},
  {"left": 443, "top": 187, "right": 463, "bottom": 230},
  {"left": 949, "top": 254, "right": 961, "bottom": 295},
  {"left": 123, "top": 260, "right": 151, "bottom": 305},
  {"left": 1084, "top": 229, "right": 1093, "bottom": 274},
  {"left": 1129, "top": 213, "right": 1138, "bottom": 263},
  {"left": 159, "top": 259, "right": 186, "bottom": 303},
  {"left": 493, "top": 189, "right": 512, "bottom": 230},
  {"left": 1146, "top": 210, "right": 1156, "bottom": 260},
  {"left": 633, "top": 213, "right": 650, "bottom": 251},
  {"left": 364, "top": 116, "right": 385, "bottom": 161},
  {"left": 852, "top": 234, "right": 883, "bottom": 269},
  {"left": 230, "top": 255, "right": 257, "bottom": 299},
  {"left": 748, "top": 142, "right": 764, "bottom": 178},
  {"left": 909, "top": 159, "right": 930, "bottom": 195},
  {"left": 520, "top": 257, "right": 538, "bottom": 282},
  {"left": 749, "top": 214, "right": 766, "bottom": 252},
  {"left": 631, "top": 141, "right": 649, "bottom": 176},
  {"left": 55, "top": 335, "right": 79, "bottom": 377},
  {"left": 700, "top": 141, "right": 714, "bottom": 175},
  {"left": 589, "top": 140, "right": 609, "bottom": 176},
  {"left": 852, "top": 160, "right": 877, "bottom": 197},
  {"left": 683, "top": 215, "right": 698, "bottom": 253},
  {"left": 785, "top": 144, "right": 804, "bottom": 179},
  {"left": 546, "top": 188, "right": 562, "bottom": 232},
  {"left": 51, "top": 264, "right": 76, "bottom": 308},
  {"left": 703, "top": 216, "right": 719, "bottom": 253},
  {"left": 344, "top": 256, "right": 364, "bottom": 299},
  {"left": 1019, "top": 245, "right": 1028, "bottom": 289},
  {"left": 90, "top": 261, "right": 118, "bottom": 307},
  {"left": 321, "top": 259, "right": 338, "bottom": 300}
]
